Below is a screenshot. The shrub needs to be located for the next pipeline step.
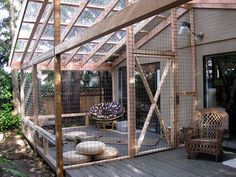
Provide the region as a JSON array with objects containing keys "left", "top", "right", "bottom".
[
  {"left": 0, "top": 103, "right": 20, "bottom": 131},
  {"left": 0, "top": 69, "right": 20, "bottom": 131}
]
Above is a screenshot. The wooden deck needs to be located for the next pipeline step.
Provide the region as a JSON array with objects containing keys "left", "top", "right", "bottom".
[{"left": 65, "top": 148, "right": 236, "bottom": 177}]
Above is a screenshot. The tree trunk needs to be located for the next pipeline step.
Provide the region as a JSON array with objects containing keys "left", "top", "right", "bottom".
[{"left": 8, "top": 0, "right": 20, "bottom": 115}]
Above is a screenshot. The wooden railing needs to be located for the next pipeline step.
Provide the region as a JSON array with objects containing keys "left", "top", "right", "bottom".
[{"left": 21, "top": 112, "right": 89, "bottom": 171}]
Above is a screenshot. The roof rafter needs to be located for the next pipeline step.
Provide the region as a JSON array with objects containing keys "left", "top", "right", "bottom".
[
  {"left": 63, "top": 0, "right": 120, "bottom": 66},
  {"left": 20, "top": 0, "right": 49, "bottom": 65},
  {"left": 21, "top": 0, "right": 191, "bottom": 70},
  {"left": 112, "top": 8, "right": 188, "bottom": 67},
  {"left": 95, "top": 16, "right": 156, "bottom": 67},
  {"left": 27, "top": 4, "right": 54, "bottom": 63},
  {"left": 30, "top": 0, "right": 122, "bottom": 11},
  {"left": 46, "top": 0, "right": 89, "bottom": 65},
  {"left": 11, "top": 60, "right": 112, "bottom": 71},
  {"left": 9, "top": 0, "right": 29, "bottom": 66},
  {"left": 61, "top": 0, "right": 90, "bottom": 41}
]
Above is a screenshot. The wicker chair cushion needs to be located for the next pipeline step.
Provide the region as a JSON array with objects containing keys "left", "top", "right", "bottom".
[
  {"left": 63, "top": 151, "right": 91, "bottom": 165},
  {"left": 94, "top": 146, "right": 118, "bottom": 160},
  {"left": 76, "top": 141, "right": 106, "bottom": 155},
  {"left": 89, "top": 101, "right": 124, "bottom": 120}
]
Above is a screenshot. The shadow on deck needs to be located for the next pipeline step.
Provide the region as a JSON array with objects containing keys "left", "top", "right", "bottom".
[{"left": 65, "top": 148, "right": 236, "bottom": 177}]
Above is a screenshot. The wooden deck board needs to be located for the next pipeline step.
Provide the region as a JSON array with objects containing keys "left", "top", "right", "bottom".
[{"left": 65, "top": 148, "right": 236, "bottom": 177}]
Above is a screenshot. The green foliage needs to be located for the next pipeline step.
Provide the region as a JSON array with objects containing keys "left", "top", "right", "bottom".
[
  {"left": 0, "top": 1, "right": 11, "bottom": 67},
  {"left": 0, "top": 69, "right": 20, "bottom": 131},
  {"left": 0, "top": 69, "right": 12, "bottom": 104},
  {"left": 0, "top": 106, "right": 20, "bottom": 131}
]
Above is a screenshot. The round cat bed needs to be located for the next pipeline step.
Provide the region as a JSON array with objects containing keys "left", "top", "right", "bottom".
[
  {"left": 94, "top": 146, "right": 119, "bottom": 161},
  {"left": 63, "top": 151, "right": 91, "bottom": 165},
  {"left": 76, "top": 141, "right": 105, "bottom": 155},
  {"left": 89, "top": 101, "right": 124, "bottom": 121},
  {"left": 64, "top": 131, "right": 87, "bottom": 141}
]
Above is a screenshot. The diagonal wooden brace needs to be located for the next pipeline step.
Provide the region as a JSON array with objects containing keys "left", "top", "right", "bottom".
[
  {"left": 135, "top": 57, "right": 171, "bottom": 145},
  {"left": 136, "top": 58, "right": 172, "bottom": 153}
]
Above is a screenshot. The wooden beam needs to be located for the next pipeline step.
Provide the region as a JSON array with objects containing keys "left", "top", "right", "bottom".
[
  {"left": 112, "top": 8, "right": 188, "bottom": 68},
  {"left": 9, "top": 0, "right": 28, "bottom": 66},
  {"left": 80, "top": 33, "right": 114, "bottom": 67},
  {"left": 64, "top": 0, "right": 120, "bottom": 66},
  {"left": 20, "top": 74, "right": 27, "bottom": 117},
  {"left": 27, "top": 4, "right": 54, "bottom": 62},
  {"left": 135, "top": 8, "right": 187, "bottom": 49},
  {"left": 171, "top": 8, "right": 179, "bottom": 148},
  {"left": 30, "top": 0, "right": 122, "bottom": 11},
  {"left": 20, "top": 0, "right": 48, "bottom": 65},
  {"left": 22, "top": 0, "right": 191, "bottom": 69},
  {"left": 54, "top": 0, "right": 63, "bottom": 176},
  {"left": 25, "top": 112, "right": 87, "bottom": 120},
  {"left": 32, "top": 65, "right": 39, "bottom": 126},
  {"left": 190, "top": 0, "right": 236, "bottom": 3},
  {"left": 22, "top": 50, "right": 54, "bottom": 70},
  {"left": 32, "top": 65, "right": 39, "bottom": 157},
  {"left": 47, "top": 0, "right": 89, "bottom": 65},
  {"left": 135, "top": 57, "right": 170, "bottom": 145},
  {"left": 97, "top": 17, "right": 155, "bottom": 67},
  {"left": 126, "top": 21, "right": 136, "bottom": 158},
  {"left": 62, "top": 0, "right": 89, "bottom": 40},
  {"left": 133, "top": 49, "right": 175, "bottom": 57},
  {"left": 136, "top": 60, "right": 171, "bottom": 152},
  {"left": 12, "top": 60, "right": 112, "bottom": 71},
  {"left": 112, "top": 69, "right": 116, "bottom": 101},
  {"left": 56, "top": 0, "right": 190, "bottom": 54},
  {"left": 190, "top": 3, "right": 236, "bottom": 9},
  {"left": 190, "top": 9, "right": 197, "bottom": 110}
]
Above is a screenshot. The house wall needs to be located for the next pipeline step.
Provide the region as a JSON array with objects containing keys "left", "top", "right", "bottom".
[
  {"left": 194, "top": 9, "right": 236, "bottom": 109},
  {"left": 114, "top": 8, "right": 236, "bottom": 130}
]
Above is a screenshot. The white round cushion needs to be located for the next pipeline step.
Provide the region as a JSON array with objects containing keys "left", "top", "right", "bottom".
[
  {"left": 94, "top": 146, "right": 119, "bottom": 160},
  {"left": 63, "top": 151, "right": 91, "bottom": 165},
  {"left": 76, "top": 141, "right": 106, "bottom": 155},
  {"left": 64, "top": 131, "right": 87, "bottom": 141}
]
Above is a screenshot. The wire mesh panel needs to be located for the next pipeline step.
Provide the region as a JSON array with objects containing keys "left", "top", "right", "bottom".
[
  {"left": 18, "top": 0, "right": 200, "bottom": 169},
  {"left": 59, "top": 70, "right": 128, "bottom": 167}
]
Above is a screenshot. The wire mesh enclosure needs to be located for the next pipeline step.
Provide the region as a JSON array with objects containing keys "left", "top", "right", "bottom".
[{"left": 11, "top": 0, "right": 236, "bottom": 175}]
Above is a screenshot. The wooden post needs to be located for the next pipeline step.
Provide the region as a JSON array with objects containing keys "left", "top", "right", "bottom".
[
  {"left": 112, "top": 69, "right": 116, "bottom": 101},
  {"left": 126, "top": 0, "right": 136, "bottom": 158},
  {"left": 43, "top": 137, "right": 49, "bottom": 156},
  {"left": 20, "top": 73, "right": 27, "bottom": 117},
  {"left": 171, "top": 8, "right": 179, "bottom": 148},
  {"left": 54, "top": 0, "right": 64, "bottom": 176},
  {"left": 11, "top": 70, "right": 20, "bottom": 115},
  {"left": 190, "top": 9, "right": 197, "bottom": 110},
  {"left": 32, "top": 65, "right": 39, "bottom": 157},
  {"left": 32, "top": 65, "right": 39, "bottom": 126}
]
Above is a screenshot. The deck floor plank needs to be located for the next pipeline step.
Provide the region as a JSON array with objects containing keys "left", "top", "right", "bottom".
[
  {"left": 65, "top": 148, "right": 236, "bottom": 177},
  {"left": 153, "top": 148, "right": 236, "bottom": 177},
  {"left": 101, "top": 163, "right": 132, "bottom": 177},
  {"left": 108, "top": 160, "right": 155, "bottom": 177}
]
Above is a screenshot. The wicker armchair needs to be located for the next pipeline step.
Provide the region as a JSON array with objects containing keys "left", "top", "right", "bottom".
[{"left": 183, "top": 108, "right": 228, "bottom": 161}]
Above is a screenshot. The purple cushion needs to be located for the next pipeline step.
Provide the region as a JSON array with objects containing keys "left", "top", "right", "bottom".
[{"left": 89, "top": 101, "right": 124, "bottom": 120}]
